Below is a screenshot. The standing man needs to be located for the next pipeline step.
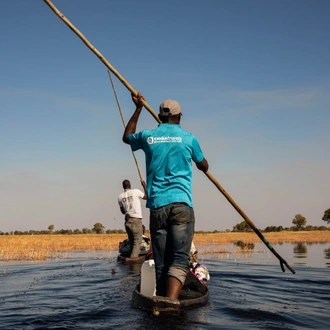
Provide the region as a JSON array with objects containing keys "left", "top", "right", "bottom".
[
  {"left": 123, "top": 93, "right": 208, "bottom": 299},
  {"left": 118, "top": 179, "right": 146, "bottom": 258}
]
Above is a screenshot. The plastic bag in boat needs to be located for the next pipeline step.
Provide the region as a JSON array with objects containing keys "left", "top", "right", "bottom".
[{"left": 192, "top": 263, "right": 210, "bottom": 285}]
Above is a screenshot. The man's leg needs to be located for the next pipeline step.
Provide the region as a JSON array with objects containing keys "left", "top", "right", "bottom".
[
  {"left": 125, "top": 218, "right": 134, "bottom": 257},
  {"left": 130, "top": 218, "right": 143, "bottom": 258},
  {"left": 166, "top": 276, "right": 182, "bottom": 299},
  {"left": 167, "top": 203, "right": 195, "bottom": 299},
  {"left": 150, "top": 206, "right": 170, "bottom": 296}
]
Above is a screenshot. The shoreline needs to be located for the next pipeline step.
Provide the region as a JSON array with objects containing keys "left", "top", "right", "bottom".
[{"left": 1, "top": 231, "right": 329, "bottom": 261}]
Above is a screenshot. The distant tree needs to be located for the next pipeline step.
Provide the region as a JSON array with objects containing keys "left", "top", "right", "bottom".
[
  {"left": 39, "top": 230, "right": 49, "bottom": 234},
  {"left": 58, "top": 229, "right": 72, "bottom": 235},
  {"left": 305, "top": 225, "right": 316, "bottom": 231},
  {"left": 92, "top": 222, "right": 105, "bottom": 234},
  {"left": 322, "top": 208, "right": 330, "bottom": 224},
  {"left": 292, "top": 214, "right": 307, "bottom": 229},
  {"left": 264, "top": 225, "right": 283, "bottom": 232},
  {"left": 48, "top": 224, "right": 54, "bottom": 233},
  {"left": 233, "top": 221, "right": 251, "bottom": 232},
  {"left": 82, "top": 228, "right": 90, "bottom": 234},
  {"left": 264, "top": 226, "right": 275, "bottom": 232}
]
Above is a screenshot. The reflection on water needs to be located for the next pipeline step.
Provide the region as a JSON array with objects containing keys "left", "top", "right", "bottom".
[
  {"left": 233, "top": 240, "right": 255, "bottom": 250},
  {"left": 293, "top": 242, "right": 307, "bottom": 255},
  {"left": 234, "top": 241, "right": 330, "bottom": 269},
  {"left": 200, "top": 241, "right": 330, "bottom": 269},
  {"left": 324, "top": 248, "right": 330, "bottom": 268},
  {"left": 293, "top": 242, "right": 308, "bottom": 267},
  {"left": 289, "top": 242, "right": 330, "bottom": 268},
  {"left": 207, "top": 241, "right": 330, "bottom": 270},
  {"left": 128, "top": 262, "right": 143, "bottom": 274}
]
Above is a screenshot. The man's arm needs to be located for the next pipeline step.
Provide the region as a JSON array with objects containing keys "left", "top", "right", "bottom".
[
  {"left": 196, "top": 158, "right": 209, "bottom": 173},
  {"left": 123, "top": 92, "right": 145, "bottom": 144},
  {"left": 118, "top": 200, "right": 126, "bottom": 214}
]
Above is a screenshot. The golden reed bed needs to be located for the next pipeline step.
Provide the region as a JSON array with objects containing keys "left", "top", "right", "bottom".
[{"left": 0, "top": 231, "right": 329, "bottom": 261}]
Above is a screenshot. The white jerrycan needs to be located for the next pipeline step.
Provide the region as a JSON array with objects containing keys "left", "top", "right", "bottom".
[{"left": 140, "top": 259, "right": 156, "bottom": 297}]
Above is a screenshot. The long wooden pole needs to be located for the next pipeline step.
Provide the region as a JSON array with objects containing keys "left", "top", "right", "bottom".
[
  {"left": 43, "top": 0, "right": 295, "bottom": 274},
  {"left": 43, "top": 0, "right": 159, "bottom": 123},
  {"left": 107, "top": 70, "right": 143, "bottom": 183},
  {"left": 206, "top": 172, "right": 295, "bottom": 273}
]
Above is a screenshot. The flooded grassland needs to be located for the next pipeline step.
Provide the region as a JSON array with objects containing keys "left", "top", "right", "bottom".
[{"left": 1, "top": 231, "right": 329, "bottom": 261}]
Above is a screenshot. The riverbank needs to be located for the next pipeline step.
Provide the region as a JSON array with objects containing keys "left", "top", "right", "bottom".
[{"left": 1, "top": 231, "right": 329, "bottom": 261}]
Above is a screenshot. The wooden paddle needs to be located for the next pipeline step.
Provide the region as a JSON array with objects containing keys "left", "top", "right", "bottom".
[{"left": 43, "top": 0, "right": 295, "bottom": 274}]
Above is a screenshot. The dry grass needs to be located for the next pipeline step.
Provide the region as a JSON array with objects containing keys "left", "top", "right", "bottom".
[
  {"left": 193, "top": 231, "right": 330, "bottom": 245},
  {"left": 1, "top": 231, "right": 329, "bottom": 261},
  {"left": 0, "top": 234, "right": 127, "bottom": 261},
  {"left": 193, "top": 231, "right": 330, "bottom": 259}
]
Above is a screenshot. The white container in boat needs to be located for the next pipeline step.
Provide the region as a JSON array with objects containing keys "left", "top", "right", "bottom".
[{"left": 140, "top": 259, "right": 156, "bottom": 297}]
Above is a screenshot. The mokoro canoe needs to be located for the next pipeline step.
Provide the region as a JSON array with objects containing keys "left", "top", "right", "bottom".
[
  {"left": 117, "top": 250, "right": 152, "bottom": 265},
  {"left": 132, "top": 270, "right": 209, "bottom": 316},
  {"left": 116, "top": 254, "right": 146, "bottom": 264}
]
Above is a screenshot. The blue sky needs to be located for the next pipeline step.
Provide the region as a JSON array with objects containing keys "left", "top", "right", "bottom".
[{"left": 1, "top": 0, "right": 329, "bottom": 233}]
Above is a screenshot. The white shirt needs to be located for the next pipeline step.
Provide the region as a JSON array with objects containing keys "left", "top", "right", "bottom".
[{"left": 118, "top": 189, "right": 145, "bottom": 218}]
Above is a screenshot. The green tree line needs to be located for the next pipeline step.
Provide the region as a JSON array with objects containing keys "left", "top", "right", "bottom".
[
  {"left": 0, "top": 222, "right": 127, "bottom": 236},
  {"left": 1, "top": 208, "right": 329, "bottom": 235},
  {"left": 232, "top": 208, "right": 330, "bottom": 232}
]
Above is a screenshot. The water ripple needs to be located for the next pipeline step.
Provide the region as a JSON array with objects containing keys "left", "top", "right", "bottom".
[{"left": 1, "top": 245, "right": 330, "bottom": 329}]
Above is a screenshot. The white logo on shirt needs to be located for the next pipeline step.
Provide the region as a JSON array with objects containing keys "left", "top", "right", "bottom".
[{"left": 147, "top": 136, "right": 182, "bottom": 144}]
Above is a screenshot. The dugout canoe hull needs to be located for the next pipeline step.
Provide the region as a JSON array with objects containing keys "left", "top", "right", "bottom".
[
  {"left": 131, "top": 271, "right": 209, "bottom": 316},
  {"left": 116, "top": 254, "right": 146, "bottom": 264}
]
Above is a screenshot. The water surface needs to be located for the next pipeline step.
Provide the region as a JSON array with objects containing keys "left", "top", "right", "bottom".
[{"left": 1, "top": 243, "right": 329, "bottom": 329}]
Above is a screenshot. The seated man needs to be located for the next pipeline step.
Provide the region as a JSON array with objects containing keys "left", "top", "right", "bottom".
[{"left": 119, "top": 229, "right": 151, "bottom": 257}]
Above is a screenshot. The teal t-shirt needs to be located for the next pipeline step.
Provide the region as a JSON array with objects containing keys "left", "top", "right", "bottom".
[{"left": 127, "top": 124, "right": 205, "bottom": 209}]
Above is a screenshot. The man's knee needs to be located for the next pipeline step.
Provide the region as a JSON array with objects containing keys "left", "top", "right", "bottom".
[{"left": 167, "top": 266, "right": 189, "bottom": 285}]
